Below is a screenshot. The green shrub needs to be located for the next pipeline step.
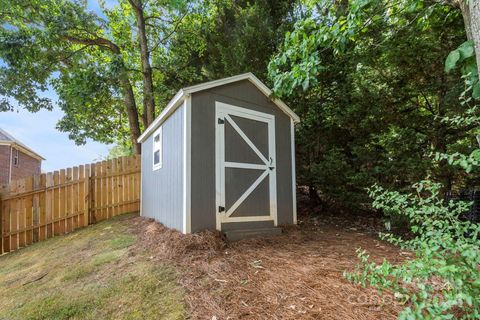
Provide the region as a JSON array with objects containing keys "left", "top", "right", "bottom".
[{"left": 345, "top": 180, "right": 480, "bottom": 319}]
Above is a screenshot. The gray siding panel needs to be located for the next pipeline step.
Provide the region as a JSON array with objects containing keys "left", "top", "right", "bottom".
[
  {"left": 190, "top": 80, "right": 294, "bottom": 232},
  {"left": 141, "top": 104, "right": 184, "bottom": 231}
]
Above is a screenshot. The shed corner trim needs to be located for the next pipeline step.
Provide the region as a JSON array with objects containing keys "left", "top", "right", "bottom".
[{"left": 182, "top": 95, "right": 192, "bottom": 234}]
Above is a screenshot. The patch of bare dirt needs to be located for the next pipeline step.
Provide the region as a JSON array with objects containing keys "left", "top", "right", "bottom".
[{"left": 129, "top": 209, "right": 405, "bottom": 320}]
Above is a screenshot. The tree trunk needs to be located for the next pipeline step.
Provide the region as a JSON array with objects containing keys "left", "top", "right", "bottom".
[
  {"left": 119, "top": 75, "right": 142, "bottom": 154},
  {"left": 129, "top": 0, "right": 156, "bottom": 128},
  {"left": 469, "top": 0, "right": 480, "bottom": 76},
  {"left": 455, "top": 0, "right": 480, "bottom": 76},
  {"left": 458, "top": 0, "right": 473, "bottom": 40}
]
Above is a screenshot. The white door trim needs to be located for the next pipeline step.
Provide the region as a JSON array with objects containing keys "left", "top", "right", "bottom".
[
  {"left": 219, "top": 215, "right": 274, "bottom": 223},
  {"left": 215, "top": 102, "right": 277, "bottom": 230},
  {"left": 216, "top": 101, "right": 275, "bottom": 122},
  {"left": 224, "top": 162, "right": 268, "bottom": 170}
]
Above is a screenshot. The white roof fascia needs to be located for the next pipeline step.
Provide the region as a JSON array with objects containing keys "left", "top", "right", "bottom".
[
  {"left": 138, "top": 73, "right": 300, "bottom": 143},
  {"left": 13, "top": 143, "right": 45, "bottom": 161},
  {"left": 137, "top": 89, "right": 186, "bottom": 143},
  {"left": 0, "top": 141, "right": 45, "bottom": 161},
  {"left": 0, "top": 128, "right": 16, "bottom": 141}
]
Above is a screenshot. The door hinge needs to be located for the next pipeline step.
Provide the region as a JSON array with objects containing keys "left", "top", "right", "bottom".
[
  {"left": 218, "top": 118, "right": 225, "bottom": 124},
  {"left": 218, "top": 206, "right": 225, "bottom": 212}
]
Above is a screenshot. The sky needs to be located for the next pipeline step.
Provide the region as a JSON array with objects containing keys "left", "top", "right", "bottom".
[
  {"left": 0, "top": 102, "right": 112, "bottom": 172},
  {"left": 0, "top": 0, "right": 119, "bottom": 172}
]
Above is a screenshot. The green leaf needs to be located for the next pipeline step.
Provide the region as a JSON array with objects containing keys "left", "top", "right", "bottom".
[
  {"left": 472, "top": 82, "right": 480, "bottom": 100},
  {"left": 302, "top": 77, "right": 310, "bottom": 91},
  {"left": 457, "top": 41, "right": 475, "bottom": 59},
  {"left": 445, "top": 50, "right": 460, "bottom": 73}
]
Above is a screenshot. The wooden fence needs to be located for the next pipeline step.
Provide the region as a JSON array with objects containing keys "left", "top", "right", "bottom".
[{"left": 0, "top": 155, "right": 141, "bottom": 254}]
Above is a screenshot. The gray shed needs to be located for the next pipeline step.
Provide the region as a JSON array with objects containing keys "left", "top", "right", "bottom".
[{"left": 138, "top": 73, "right": 300, "bottom": 235}]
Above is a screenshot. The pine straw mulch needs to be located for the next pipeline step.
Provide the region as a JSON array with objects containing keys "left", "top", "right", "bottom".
[{"left": 128, "top": 209, "right": 409, "bottom": 320}]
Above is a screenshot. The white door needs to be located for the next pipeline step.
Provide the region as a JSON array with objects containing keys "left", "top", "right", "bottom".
[{"left": 215, "top": 101, "right": 277, "bottom": 230}]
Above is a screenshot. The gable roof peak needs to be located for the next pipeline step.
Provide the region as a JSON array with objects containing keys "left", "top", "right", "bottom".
[{"left": 138, "top": 73, "right": 300, "bottom": 143}]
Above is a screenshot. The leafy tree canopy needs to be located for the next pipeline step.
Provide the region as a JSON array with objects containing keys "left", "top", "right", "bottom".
[
  {"left": 268, "top": 0, "right": 479, "bottom": 207},
  {"left": 0, "top": 0, "right": 188, "bottom": 151}
]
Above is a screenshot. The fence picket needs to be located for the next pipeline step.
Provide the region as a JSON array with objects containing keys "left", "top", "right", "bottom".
[
  {"left": 90, "top": 163, "right": 97, "bottom": 224},
  {"left": 101, "top": 160, "right": 107, "bottom": 221},
  {"left": 46, "top": 172, "right": 53, "bottom": 238},
  {"left": 112, "top": 159, "right": 118, "bottom": 217},
  {"left": 39, "top": 174, "right": 46, "bottom": 241},
  {"left": 66, "top": 168, "right": 72, "bottom": 233},
  {"left": 72, "top": 166, "right": 79, "bottom": 230}
]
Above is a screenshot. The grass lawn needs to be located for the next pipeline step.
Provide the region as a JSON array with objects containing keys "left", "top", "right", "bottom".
[{"left": 0, "top": 214, "right": 185, "bottom": 320}]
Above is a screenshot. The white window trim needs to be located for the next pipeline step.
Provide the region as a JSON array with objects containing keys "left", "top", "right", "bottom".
[{"left": 152, "top": 126, "right": 163, "bottom": 171}]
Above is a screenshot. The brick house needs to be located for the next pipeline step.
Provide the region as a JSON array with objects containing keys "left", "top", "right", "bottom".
[{"left": 0, "top": 128, "right": 44, "bottom": 185}]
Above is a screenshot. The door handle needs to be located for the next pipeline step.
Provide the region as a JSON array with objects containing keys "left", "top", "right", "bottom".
[{"left": 269, "top": 157, "right": 274, "bottom": 170}]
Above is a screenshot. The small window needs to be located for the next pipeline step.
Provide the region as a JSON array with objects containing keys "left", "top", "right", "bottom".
[
  {"left": 13, "top": 149, "right": 19, "bottom": 167},
  {"left": 152, "top": 126, "right": 162, "bottom": 170}
]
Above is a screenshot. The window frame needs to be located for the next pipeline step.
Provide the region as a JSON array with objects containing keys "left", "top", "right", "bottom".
[
  {"left": 13, "top": 148, "right": 19, "bottom": 167},
  {"left": 152, "top": 126, "right": 163, "bottom": 171}
]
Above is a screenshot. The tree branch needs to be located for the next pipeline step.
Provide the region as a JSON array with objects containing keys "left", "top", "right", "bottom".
[
  {"left": 445, "top": 123, "right": 478, "bottom": 135},
  {"left": 144, "top": 15, "right": 173, "bottom": 23},
  {"left": 148, "top": 12, "right": 187, "bottom": 54},
  {"left": 63, "top": 35, "right": 121, "bottom": 54},
  {"left": 420, "top": 91, "right": 435, "bottom": 115}
]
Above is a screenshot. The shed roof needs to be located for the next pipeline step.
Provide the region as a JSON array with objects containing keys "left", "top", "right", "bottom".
[
  {"left": 138, "top": 73, "right": 300, "bottom": 143},
  {"left": 0, "top": 128, "right": 45, "bottom": 161}
]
